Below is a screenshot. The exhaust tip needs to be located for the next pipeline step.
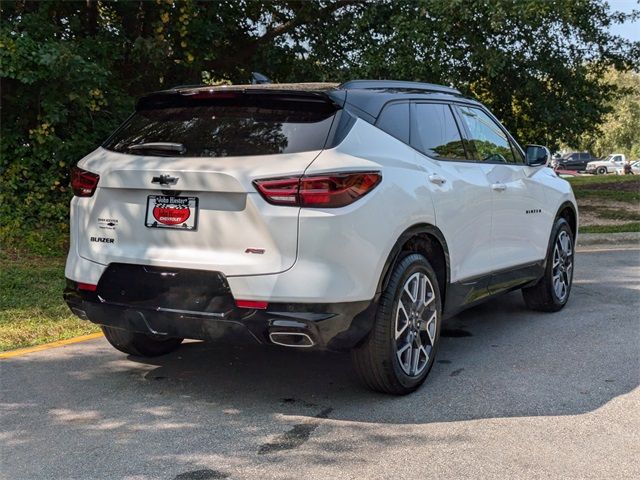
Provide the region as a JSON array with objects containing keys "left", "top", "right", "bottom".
[{"left": 269, "top": 332, "right": 315, "bottom": 348}]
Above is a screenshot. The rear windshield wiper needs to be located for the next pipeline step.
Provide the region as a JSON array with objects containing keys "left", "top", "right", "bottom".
[{"left": 128, "top": 142, "right": 186, "bottom": 155}]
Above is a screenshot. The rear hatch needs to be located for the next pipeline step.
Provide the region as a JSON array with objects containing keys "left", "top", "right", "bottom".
[{"left": 75, "top": 88, "right": 339, "bottom": 275}]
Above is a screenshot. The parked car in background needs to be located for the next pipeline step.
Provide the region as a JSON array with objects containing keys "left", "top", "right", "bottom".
[
  {"left": 615, "top": 160, "right": 640, "bottom": 175},
  {"left": 586, "top": 153, "right": 626, "bottom": 175},
  {"left": 552, "top": 152, "right": 598, "bottom": 171}
]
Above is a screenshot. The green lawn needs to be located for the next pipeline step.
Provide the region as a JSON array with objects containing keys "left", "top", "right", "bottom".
[
  {"left": 568, "top": 174, "right": 640, "bottom": 202},
  {"left": 568, "top": 175, "right": 640, "bottom": 233},
  {"left": 0, "top": 253, "right": 99, "bottom": 351}
]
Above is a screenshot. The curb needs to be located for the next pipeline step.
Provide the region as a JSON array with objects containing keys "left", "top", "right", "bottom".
[
  {"left": 577, "top": 232, "right": 640, "bottom": 247},
  {"left": 0, "top": 332, "right": 103, "bottom": 359}
]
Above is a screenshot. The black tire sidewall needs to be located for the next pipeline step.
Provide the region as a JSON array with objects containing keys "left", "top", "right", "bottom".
[{"left": 383, "top": 254, "right": 442, "bottom": 390}]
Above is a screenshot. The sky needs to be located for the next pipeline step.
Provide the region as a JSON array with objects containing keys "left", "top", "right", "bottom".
[{"left": 609, "top": 0, "right": 640, "bottom": 42}]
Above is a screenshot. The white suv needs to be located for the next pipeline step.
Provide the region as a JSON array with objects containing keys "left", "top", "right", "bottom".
[{"left": 64, "top": 80, "right": 578, "bottom": 394}]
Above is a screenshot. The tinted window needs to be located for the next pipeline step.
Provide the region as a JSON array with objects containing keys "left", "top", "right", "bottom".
[
  {"left": 458, "top": 106, "right": 516, "bottom": 164},
  {"left": 411, "top": 103, "right": 467, "bottom": 160},
  {"left": 104, "top": 97, "right": 336, "bottom": 157},
  {"left": 376, "top": 102, "right": 410, "bottom": 144}
]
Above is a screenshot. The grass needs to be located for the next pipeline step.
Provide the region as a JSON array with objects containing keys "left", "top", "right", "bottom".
[
  {"left": 568, "top": 175, "right": 640, "bottom": 203},
  {"left": 0, "top": 253, "right": 99, "bottom": 351},
  {"left": 580, "top": 223, "right": 640, "bottom": 233},
  {"left": 568, "top": 175, "right": 640, "bottom": 233}
]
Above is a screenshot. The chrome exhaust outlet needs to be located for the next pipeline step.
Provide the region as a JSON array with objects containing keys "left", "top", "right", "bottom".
[{"left": 269, "top": 332, "right": 315, "bottom": 348}]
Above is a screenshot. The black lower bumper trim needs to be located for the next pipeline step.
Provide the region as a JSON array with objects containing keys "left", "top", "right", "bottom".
[{"left": 64, "top": 264, "right": 377, "bottom": 351}]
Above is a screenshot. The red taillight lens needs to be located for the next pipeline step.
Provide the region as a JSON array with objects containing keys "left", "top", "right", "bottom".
[
  {"left": 77, "top": 282, "right": 97, "bottom": 292},
  {"left": 253, "top": 177, "right": 300, "bottom": 205},
  {"left": 71, "top": 166, "right": 100, "bottom": 197},
  {"left": 254, "top": 171, "right": 381, "bottom": 208},
  {"left": 235, "top": 300, "right": 269, "bottom": 309}
]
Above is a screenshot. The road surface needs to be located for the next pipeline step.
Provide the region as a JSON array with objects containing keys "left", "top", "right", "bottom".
[{"left": 1, "top": 247, "right": 639, "bottom": 479}]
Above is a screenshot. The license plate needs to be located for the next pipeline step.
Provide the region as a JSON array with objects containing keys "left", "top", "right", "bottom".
[{"left": 145, "top": 196, "right": 198, "bottom": 230}]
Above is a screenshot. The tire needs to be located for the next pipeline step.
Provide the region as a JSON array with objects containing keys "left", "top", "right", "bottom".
[
  {"left": 596, "top": 166, "right": 607, "bottom": 175},
  {"left": 522, "top": 217, "right": 575, "bottom": 312},
  {"left": 101, "top": 326, "right": 183, "bottom": 357},
  {"left": 351, "top": 254, "right": 442, "bottom": 395}
]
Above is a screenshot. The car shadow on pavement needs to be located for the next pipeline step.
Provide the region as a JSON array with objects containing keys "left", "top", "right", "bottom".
[{"left": 117, "top": 285, "right": 638, "bottom": 426}]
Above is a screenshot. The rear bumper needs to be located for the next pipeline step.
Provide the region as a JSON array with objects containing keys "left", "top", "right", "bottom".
[{"left": 63, "top": 263, "right": 377, "bottom": 351}]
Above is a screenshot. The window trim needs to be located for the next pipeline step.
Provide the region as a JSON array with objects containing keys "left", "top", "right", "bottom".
[{"left": 410, "top": 101, "right": 474, "bottom": 162}]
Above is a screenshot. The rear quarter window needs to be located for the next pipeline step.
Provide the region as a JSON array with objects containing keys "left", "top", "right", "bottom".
[
  {"left": 104, "top": 95, "right": 337, "bottom": 157},
  {"left": 375, "top": 102, "right": 410, "bottom": 144}
]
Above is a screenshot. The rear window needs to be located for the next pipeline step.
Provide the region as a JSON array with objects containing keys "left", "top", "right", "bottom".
[{"left": 104, "top": 94, "right": 337, "bottom": 157}]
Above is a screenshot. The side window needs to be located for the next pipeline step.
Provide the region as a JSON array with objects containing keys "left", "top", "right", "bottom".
[
  {"left": 411, "top": 103, "right": 468, "bottom": 161},
  {"left": 458, "top": 106, "right": 516, "bottom": 164},
  {"left": 376, "top": 102, "right": 410, "bottom": 144}
]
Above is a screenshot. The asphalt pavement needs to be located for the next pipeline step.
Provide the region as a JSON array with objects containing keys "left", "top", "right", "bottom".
[{"left": 1, "top": 247, "right": 639, "bottom": 479}]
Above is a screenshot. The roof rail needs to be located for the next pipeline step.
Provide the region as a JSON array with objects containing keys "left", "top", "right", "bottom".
[{"left": 339, "top": 80, "right": 461, "bottom": 95}]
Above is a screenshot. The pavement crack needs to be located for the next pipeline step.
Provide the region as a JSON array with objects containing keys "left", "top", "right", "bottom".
[
  {"left": 173, "top": 469, "right": 229, "bottom": 480},
  {"left": 258, "top": 407, "right": 333, "bottom": 455}
]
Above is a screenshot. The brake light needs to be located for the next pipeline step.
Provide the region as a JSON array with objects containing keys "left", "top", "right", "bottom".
[
  {"left": 71, "top": 166, "right": 100, "bottom": 197},
  {"left": 254, "top": 171, "right": 381, "bottom": 208}
]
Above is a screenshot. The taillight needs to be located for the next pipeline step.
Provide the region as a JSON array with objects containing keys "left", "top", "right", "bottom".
[
  {"left": 254, "top": 171, "right": 381, "bottom": 208},
  {"left": 71, "top": 166, "right": 100, "bottom": 197}
]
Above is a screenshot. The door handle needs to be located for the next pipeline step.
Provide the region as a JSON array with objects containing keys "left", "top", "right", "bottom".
[
  {"left": 491, "top": 182, "right": 507, "bottom": 192},
  {"left": 428, "top": 174, "right": 446, "bottom": 185}
]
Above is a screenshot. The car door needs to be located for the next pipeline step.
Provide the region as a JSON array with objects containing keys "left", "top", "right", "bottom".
[
  {"left": 454, "top": 105, "right": 550, "bottom": 273},
  {"left": 409, "top": 102, "right": 494, "bottom": 285},
  {"left": 565, "top": 153, "right": 579, "bottom": 170},
  {"left": 611, "top": 155, "right": 623, "bottom": 172}
]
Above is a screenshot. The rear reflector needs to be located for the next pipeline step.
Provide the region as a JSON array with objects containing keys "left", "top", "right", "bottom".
[
  {"left": 77, "top": 282, "right": 97, "bottom": 292},
  {"left": 71, "top": 166, "right": 100, "bottom": 197},
  {"left": 235, "top": 300, "right": 269, "bottom": 310},
  {"left": 254, "top": 171, "right": 381, "bottom": 208}
]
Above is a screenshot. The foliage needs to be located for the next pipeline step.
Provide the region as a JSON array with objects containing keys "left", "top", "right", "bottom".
[
  {"left": 1, "top": 0, "right": 638, "bottom": 254},
  {"left": 575, "top": 69, "right": 640, "bottom": 158}
]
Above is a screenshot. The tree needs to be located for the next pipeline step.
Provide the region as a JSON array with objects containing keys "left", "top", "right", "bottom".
[
  {"left": 577, "top": 69, "right": 640, "bottom": 158},
  {"left": 1, "top": 0, "right": 638, "bottom": 253}
]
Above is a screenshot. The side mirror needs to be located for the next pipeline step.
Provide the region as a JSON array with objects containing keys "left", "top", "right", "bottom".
[{"left": 526, "top": 145, "right": 551, "bottom": 167}]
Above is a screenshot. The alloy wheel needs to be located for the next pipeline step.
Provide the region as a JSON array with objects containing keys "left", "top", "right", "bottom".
[
  {"left": 395, "top": 272, "right": 437, "bottom": 377},
  {"left": 552, "top": 230, "right": 573, "bottom": 302}
]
